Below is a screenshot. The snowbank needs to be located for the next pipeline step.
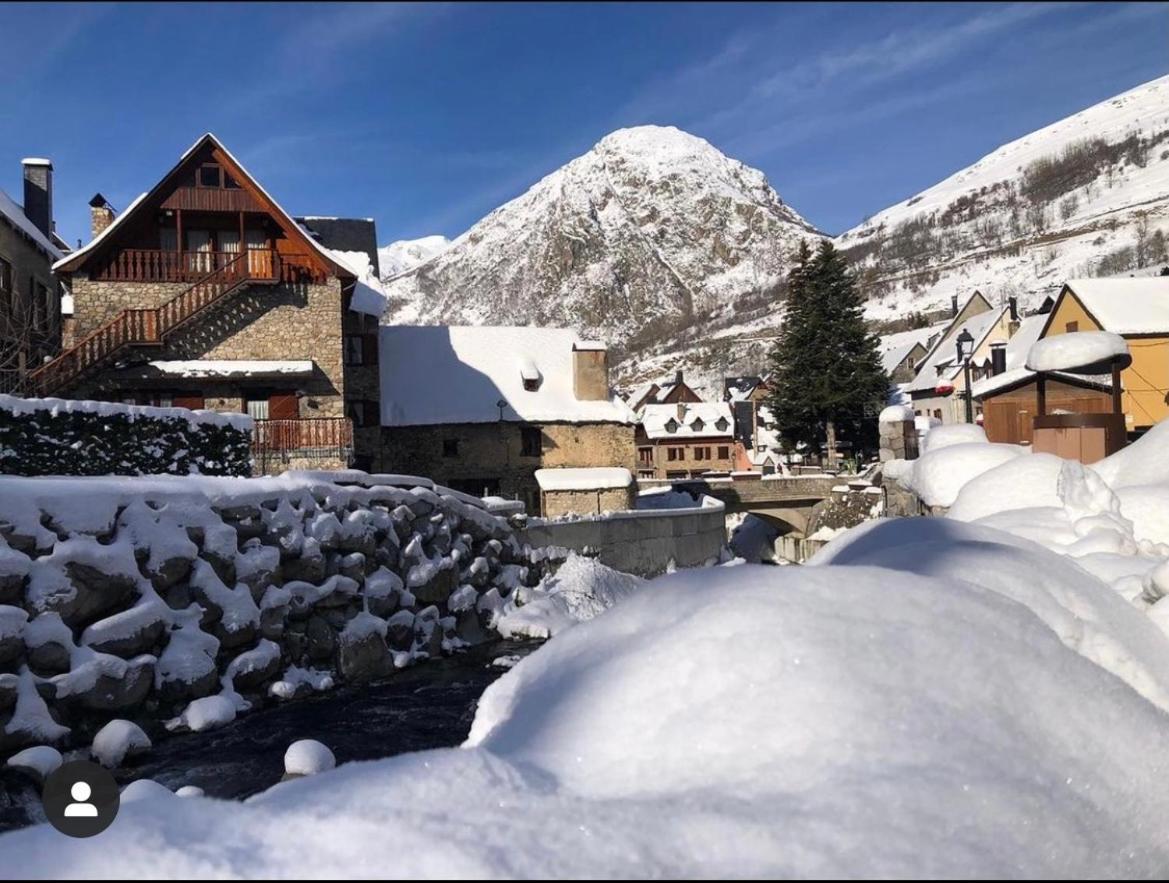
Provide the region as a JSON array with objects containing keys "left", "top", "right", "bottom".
[
  {"left": 10, "top": 552, "right": 1169, "bottom": 876},
  {"left": 1026, "top": 331, "right": 1128, "bottom": 372},
  {"left": 919, "top": 422, "right": 987, "bottom": 453},
  {"left": 903, "top": 441, "right": 1022, "bottom": 508}
]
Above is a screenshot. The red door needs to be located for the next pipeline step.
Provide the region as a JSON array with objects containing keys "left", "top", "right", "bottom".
[{"left": 268, "top": 392, "right": 299, "bottom": 449}]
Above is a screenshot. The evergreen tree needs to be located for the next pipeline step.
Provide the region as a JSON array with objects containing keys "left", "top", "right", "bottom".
[{"left": 766, "top": 241, "right": 888, "bottom": 468}]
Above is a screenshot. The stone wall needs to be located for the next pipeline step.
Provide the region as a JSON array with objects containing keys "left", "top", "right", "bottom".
[
  {"left": 0, "top": 475, "right": 543, "bottom": 759},
  {"left": 377, "top": 421, "right": 637, "bottom": 512},
  {"left": 638, "top": 435, "right": 735, "bottom": 479},
  {"left": 520, "top": 500, "right": 727, "bottom": 577},
  {"left": 67, "top": 278, "right": 347, "bottom": 420},
  {"left": 540, "top": 486, "right": 636, "bottom": 519}
]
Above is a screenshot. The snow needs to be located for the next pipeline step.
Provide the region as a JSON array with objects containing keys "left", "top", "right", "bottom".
[
  {"left": 143, "top": 360, "right": 314, "bottom": 379},
  {"left": 877, "top": 322, "right": 944, "bottom": 375},
  {"left": 5, "top": 746, "right": 62, "bottom": 779},
  {"left": 1063, "top": 277, "right": 1169, "bottom": 335},
  {"left": 169, "top": 694, "right": 237, "bottom": 733},
  {"left": 1096, "top": 419, "right": 1169, "bottom": 489},
  {"left": 91, "top": 720, "right": 152, "bottom": 769},
  {"left": 378, "top": 235, "right": 451, "bottom": 279},
  {"left": 640, "top": 401, "right": 733, "bottom": 439},
  {"left": 1026, "top": 330, "right": 1130, "bottom": 372},
  {"left": 121, "top": 779, "right": 174, "bottom": 804},
  {"left": 877, "top": 404, "right": 914, "bottom": 423},
  {"left": 534, "top": 468, "right": 632, "bottom": 491},
  {"left": 0, "top": 393, "right": 253, "bottom": 431},
  {"left": 284, "top": 740, "right": 335, "bottom": 777},
  {"left": 378, "top": 326, "right": 635, "bottom": 425},
  {"left": 491, "top": 554, "right": 643, "bottom": 640},
  {"left": 903, "top": 441, "right": 1023, "bottom": 508},
  {"left": 268, "top": 665, "right": 334, "bottom": 700},
  {"left": 327, "top": 248, "right": 389, "bottom": 318},
  {"left": 0, "top": 186, "right": 62, "bottom": 260},
  {"left": 920, "top": 422, "right": 988, "bottom": 452}
]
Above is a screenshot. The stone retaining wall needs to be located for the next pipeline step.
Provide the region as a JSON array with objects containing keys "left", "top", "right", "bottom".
[{"left": 0, "top": 474, "right": 543, "bottom": 758}]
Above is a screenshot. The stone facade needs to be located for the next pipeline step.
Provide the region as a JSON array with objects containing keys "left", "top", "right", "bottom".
[
  {"left": 376, "top": 421, "right": 637, "bottom": 514},
  {"left": 540, "top": 485, "right": 636, "bottom": 518},
  {"left": 878, "top": 417, "right": 918, "bottom": 462},
  {"left": 636, "top": 432, "right": 736, "bottom": 479}
]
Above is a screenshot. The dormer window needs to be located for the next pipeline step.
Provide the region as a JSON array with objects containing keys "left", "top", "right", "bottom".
[
  {"left": 519, "top": 358, "right": 541, "bottom": 392},
  {"left": 691, "top": 417, "right": 705, "bottom": 433},
  {"left": 715, "top": 418, "right": 729, "bottom": 432},
  {"left": 665, "top": 418, "right": 678, "bottom": 433}
]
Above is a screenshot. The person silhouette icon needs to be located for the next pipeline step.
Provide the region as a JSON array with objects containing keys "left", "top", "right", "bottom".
[{"left": 64, "top": 781, "right": 98, "bottom": 818}]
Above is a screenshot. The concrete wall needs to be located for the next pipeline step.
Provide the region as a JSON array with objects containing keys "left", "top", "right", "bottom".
[{"left": 521, "top": 501, "right": 726, "bottom": 577}]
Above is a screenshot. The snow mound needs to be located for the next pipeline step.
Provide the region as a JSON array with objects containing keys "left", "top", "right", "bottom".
[
  {"left": 91, "top": 720, "right": 152, "bottom": 769},
  {"left": 903, "top": 442, "right": 1023, "bottom": 508},
  {"left": 1096, "top": 419, "right": 1169, "bottom": 489},
  {"left": 920, "top": 422, "right": 987, "bottom": 453},
  {"left": 284, "top": 740, "right": 336, "bottom": 777},
  {"left": 1026, "top": 331, "right": 1129, "bottom": 372}
]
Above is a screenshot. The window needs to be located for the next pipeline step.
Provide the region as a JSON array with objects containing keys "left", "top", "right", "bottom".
[
  {"left": 694, "top": 446, "right": 710, "bottom": 460},
  {"left": 344, "top": 335, "right": 365, "bottom": 366},
  {"left": 715, "top": 418, "right": 729, "bottom": 432},
  {"left": 521, "top": 427, "right": 543, "bottom": 457},
  {"left": 667, "top": 446, "right": 684, "bottom": 462},
  {"left": 665, "top": 418, "right": 678, "bottom": 433},
  {"left": 638, "top": 470, "right": 655, "bottom": 479},
  {"left": 637, "top": 446, "right": 654, "bottom": 465},
  {"left": 198, "top": 164, "right": 222, "bottom": 188},
  {"left": 159, "top": 228, "right": 178, "bottom": 252},
  {"left": 443, "top": 438, "right": 459, "bottom": 458},
  {"left": 1066, "top": 321, "right": 1079, "bottom": 333},
  {"left": 245, "top": 396, "right": 270, "bottom": 420},
  {"left": 0, "top": 257, "right": 11, "bottom": 307},
  {"left": 691, "top": 418, "right": 705, "bottom": 433},
  {"left": 717, "top": 446, "right": 730, "bottom": 459},
  {"left": 522, "top": 377, "right": 539, "bottom": 392}
]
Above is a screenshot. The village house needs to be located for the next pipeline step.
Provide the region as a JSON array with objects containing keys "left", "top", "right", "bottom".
[
  {"left": 971, "top": 306, "right": 1114, "bottom": 446},
  {"left": 1032, "top": 277, "right": 1169, "bottom": 433},
  {"left": 627, "top": 370, "right": 703, "bottom": 413},
  {"left": 637, "top": 400, "right": 735, "bottom": 479},
  {"left": 0, "top": 158, "right": 68, "bottom": 393},
  {"left": 375, "top": 326, "right": 637, "bottom": 514},
  {"left": 878, "top": 322, "right": 945, "bottom": 384},
  {"left": 35, "top": 133, "right": 385, "bottom": 474},
  {"left": 905, "top": 292, "right": 1018, "bottom": 424}
]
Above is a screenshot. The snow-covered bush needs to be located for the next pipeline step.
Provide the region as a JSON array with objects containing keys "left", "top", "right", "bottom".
[{"left": 0, "top": 394, "right": 253, "bottom": 477}]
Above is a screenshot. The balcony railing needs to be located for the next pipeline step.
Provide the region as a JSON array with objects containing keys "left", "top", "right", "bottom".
[
  {"left": 251, "top": 417, "right": 354, "bottom": 474},
  {"left": 92, "top": 249, "right": 326, "bottom": 284}
]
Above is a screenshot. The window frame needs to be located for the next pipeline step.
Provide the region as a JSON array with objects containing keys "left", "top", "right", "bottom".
[{"left": 520, "top": 426, "right": 543, "bottom": 458}]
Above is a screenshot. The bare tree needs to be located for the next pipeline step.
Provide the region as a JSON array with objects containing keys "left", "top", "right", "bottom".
[{"left": 0, "top": 282, "right": 57, "bottom": 396}]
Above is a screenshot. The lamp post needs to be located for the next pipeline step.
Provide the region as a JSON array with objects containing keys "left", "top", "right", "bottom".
[{"left": 956, "top": 328, "right": 974, "bottom": 424}]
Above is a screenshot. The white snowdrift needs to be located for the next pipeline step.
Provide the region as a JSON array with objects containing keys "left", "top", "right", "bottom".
[
  {"left": 903, "top": 441, "right": 1022, "bottom": 507},
  {"left": 1026, "top": 331, "right": 1129, "bottom": 373}
]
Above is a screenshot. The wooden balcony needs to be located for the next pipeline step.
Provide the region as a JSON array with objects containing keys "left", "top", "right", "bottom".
[
  {"left": 251, "top": 417, "right": 353, "bottom": 466},
  {"left": 91, "top": 249, "right": 326, "bottom": 284}
]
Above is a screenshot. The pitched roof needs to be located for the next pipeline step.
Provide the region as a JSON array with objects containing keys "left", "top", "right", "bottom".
[
  {"left": 969, "top": 314, "right": 1111, "bottom": 398},
  {"left": 53, "top": 133, "right": 354, "bottom": 280},
  {"left": 908, "top": 304, "right": 1006, "bottom": 393},
  {"left": 641, "top": 402, "right": 733, "bottom": 440},
  {"left": 0, "top": 187, "right": 62, "bottom": 260},
  {"left": 878, "top": 322, "right": 945, "bottom": 375},
  {"left": 296, "top": 217, "right": 380, "bottom": 277},
  {"left": 1059, "top": 277, "right": 1169, "bottom": 335},
  {"left": 377, "top": 326, "right": 636, "bottom": 426}
]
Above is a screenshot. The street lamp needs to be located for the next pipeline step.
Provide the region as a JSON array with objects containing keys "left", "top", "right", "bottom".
[{"left": 956, "top": 328, "right": 975, "bottom": 424}]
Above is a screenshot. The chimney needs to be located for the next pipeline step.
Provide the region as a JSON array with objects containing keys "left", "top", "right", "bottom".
[
  {"left": 950, "top": 294, "right": 959, "bottom": 318},
  {"left": 1008, "top": 296, "right": 1018, "bottom": 322},
  {"left": 990, "top": 342, "right": 1007, "bottom": 376},
  {"left": 21, "top": 158, "right": 52, "bottom": 238},
  {"left": 89, "top": 193, "right": 115, "bottom": 239},
  {"left": 676, "top": 400, "right": 686, "bottom": 421},
  {"left": 674, "top": 370, "right": 684, "bottom": 389},
  {"left": 572, "top": 341, "right": 609, "bottom": 401}
]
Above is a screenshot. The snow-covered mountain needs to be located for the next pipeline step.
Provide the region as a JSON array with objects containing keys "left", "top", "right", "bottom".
[
  {"left": 838, "top": 75, "right": 1169, "bottom": 321},
  {"left": 378, "top": 235, "right": 450, "bottom": 278},
  {"left": 380, "top": 126, "right": 823, "bottom": 362}
]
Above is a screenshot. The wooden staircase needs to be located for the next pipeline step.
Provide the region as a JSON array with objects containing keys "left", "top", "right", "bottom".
[{"left": 26, "top": 251, "right": 275, "bottom": 397}]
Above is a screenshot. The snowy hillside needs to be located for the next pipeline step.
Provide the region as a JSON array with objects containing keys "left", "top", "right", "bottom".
[
  {"left": 380, "top": 126, "right": 822, "bottom": 355},
  {"left": 378, "top": 235, "right": 450, "bottom": 278},
  {"left": 838, "top": 75, "right": 1169, "bottom": 321}
]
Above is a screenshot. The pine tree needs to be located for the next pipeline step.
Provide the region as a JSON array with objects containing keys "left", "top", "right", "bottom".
[{"left": 766, "top": 241, "right": 888, "bottom": 468}]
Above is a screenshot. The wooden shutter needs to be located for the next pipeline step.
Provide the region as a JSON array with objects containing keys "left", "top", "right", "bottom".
[{"left": 269, "top": 392, "right": 299, "bottom": 420}]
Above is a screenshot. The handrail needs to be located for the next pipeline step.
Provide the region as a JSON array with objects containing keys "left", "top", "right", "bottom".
[{"left": 26, "top": 251, "right": 261, "bottom": 395}]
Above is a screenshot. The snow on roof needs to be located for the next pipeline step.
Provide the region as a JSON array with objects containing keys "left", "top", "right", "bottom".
[
  {"left": 969, "top": 367, "right": 1112, "bottom": 399},
  {"left": 627, "top": 381, "right": 659, "bottom": 410},
  {"left": 724, "top": 375, "right": 763, "bottom": 402},
  {"left": 1026, "top": 330, "right": 1129, "bottom": 373},
  {"left": 21, "top": 157, "right": 52, "bottom": 167},
  {"left": 575, "top": 340, "right": 607, "bottom": 351},
  {"left": 640, "top": 402, "right": 733, "bottom": 440},
  {"left": 1064, "top": 277, "right": 1169, "bottom": 335},
  {"left": 0, "top": 187, "right": 62, "bottom": 260},
  {"left": 908, "top": 306, "right": 1006, "bottom": 392},
  {"left": 327, "top": 248, "right": 388, "bottom": 318},
  {"left": 535, "top": 467, "right": 633, "bottom": 491},
  {"left": 0, "top": 393, "right": 252, "bottom": 431},
  {"left": 378, "top": 326, "right": 636, "bottom": 426},
  {"left": 144, "top": 360, "right": 315, "bottom": 379},
  {"left": 879, "top": 323, "right": 944, "bottom": 375}
]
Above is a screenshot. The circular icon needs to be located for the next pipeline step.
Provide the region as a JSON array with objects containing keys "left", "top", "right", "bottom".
[{"left": 42, "top": 760, "right": 120, "bottom": 838}]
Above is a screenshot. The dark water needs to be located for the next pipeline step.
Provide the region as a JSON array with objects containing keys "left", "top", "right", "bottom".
[{"left": 0, "top": 640, "right": 535, "bottom": 832}]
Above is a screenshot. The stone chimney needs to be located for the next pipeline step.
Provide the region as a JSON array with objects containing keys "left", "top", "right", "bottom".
[
  {"left": 1007, "top": 296, "right": 1020, "bottom": 336},
  {"left": 676, "top": 400, "right": 686, "bottom": 421},
  {"left": 950, "top": 294, "right": 959, "bottom": 318},
  {"left": 21, "top": 158, "right": 52, "bottom": 238},
  {"left": 572, "top": 341, "right": 609, "bottom": 401},
  {"left": 674, "top": 370, "right": 683, "bottom": 388},
  {"left": 89, "top": 193, "right": 115, "bottom": 239}
]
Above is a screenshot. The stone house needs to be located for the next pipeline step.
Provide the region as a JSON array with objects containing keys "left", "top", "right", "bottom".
[
  {"left": 0, "top": 158, "right": 67, "bottom": 393},
  {"left": 627, "top": 370, "right": 704, "bottom": 413},
  {"left": 38, "top": 133, "right": 384, "bottom": 474},
  {"left": 637, "top": 401, "right": 735, "bottom": 479},
  {"left": 535, "top": 467, "right": 636, "bottom": 518},
  {"left": 375, "top": 326, "right": 637, "bottom": 514}
]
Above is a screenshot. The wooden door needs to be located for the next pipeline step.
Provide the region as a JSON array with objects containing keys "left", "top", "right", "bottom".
[{"left": 268, "top": 391, "right": 298, "bottom": 420}]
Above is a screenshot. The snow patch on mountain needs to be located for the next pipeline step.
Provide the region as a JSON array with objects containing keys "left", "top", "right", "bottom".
[{"left": 378, "top": 235, "right": 450, "bottom": 279}]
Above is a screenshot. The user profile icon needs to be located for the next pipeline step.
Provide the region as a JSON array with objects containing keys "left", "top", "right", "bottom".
[{"left": 42, "top": 760, "right": 120, "bottom": 838}]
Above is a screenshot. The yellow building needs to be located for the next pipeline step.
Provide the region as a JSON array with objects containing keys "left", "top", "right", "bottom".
[{"left": 1039, "top": 278, "right": 1169, "bottom": 431}]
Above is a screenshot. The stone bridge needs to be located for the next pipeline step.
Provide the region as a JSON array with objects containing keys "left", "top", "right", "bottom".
[{"left": 638, "top": 474, "right": 840, "bottom": 535}]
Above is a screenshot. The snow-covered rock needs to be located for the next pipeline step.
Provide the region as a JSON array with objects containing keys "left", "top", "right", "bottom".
[
  {"left": 91, "top": 719, "right": 152, "bottom": 769},
  {"left": 283, "top": 739, "right": 335, "bottom": 777}
]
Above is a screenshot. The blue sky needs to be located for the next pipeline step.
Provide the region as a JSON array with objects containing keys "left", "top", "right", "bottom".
[{"left": 1, "top": 2, "right": 1166, "bottom": 247}]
